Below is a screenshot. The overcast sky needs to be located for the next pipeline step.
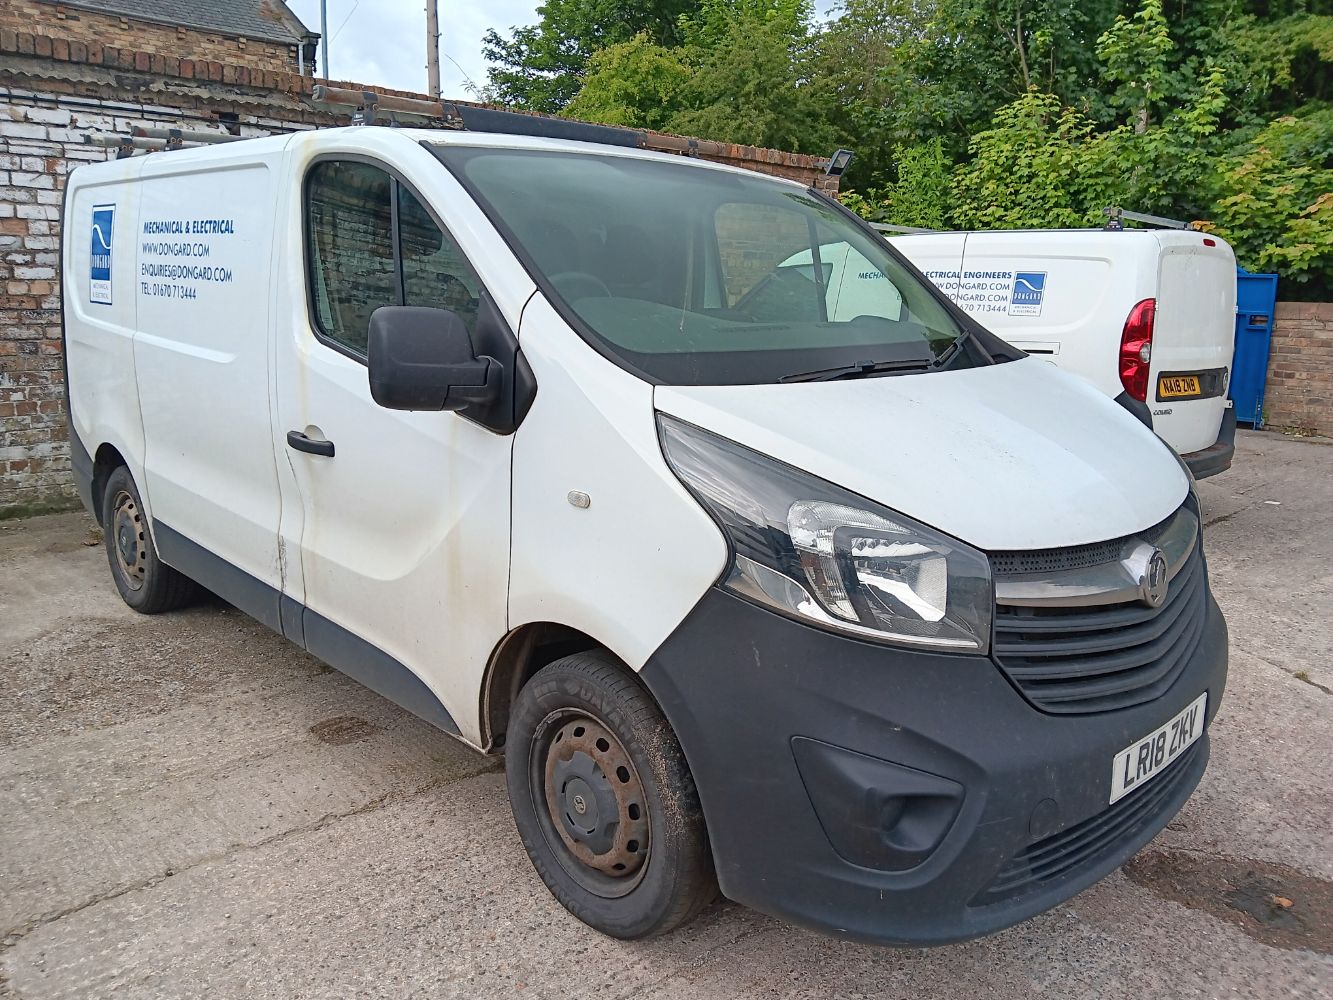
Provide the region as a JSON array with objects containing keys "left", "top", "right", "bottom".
[{"left": 285, "top": 1, "right": 836, "bottom": 99}]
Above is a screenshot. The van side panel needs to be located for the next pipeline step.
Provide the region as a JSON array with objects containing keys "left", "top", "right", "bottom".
[
  {"left": 132, "top": 145, "right": 287, "bottom": 608},
  {"left": 508, "top": 295, "right": 728, "bottom": 672},
  {"left": 893, "top": 231, "right": 1159, "bottom": 401},
  {"left": 63, "top": 157, "right": 149, "bottom": 518}
]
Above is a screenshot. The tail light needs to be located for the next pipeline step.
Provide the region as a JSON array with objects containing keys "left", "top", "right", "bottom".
[{"left": 1119, "top": 298, "right": 1156, "bottom": 402}]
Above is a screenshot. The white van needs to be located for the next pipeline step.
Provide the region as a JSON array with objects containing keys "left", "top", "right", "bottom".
[
  {"left": 884, "top": 230, "right": 1238, "bottom": 478},
  {"left": 63, "top": 121, "right": 1228, "bottom": 947}
]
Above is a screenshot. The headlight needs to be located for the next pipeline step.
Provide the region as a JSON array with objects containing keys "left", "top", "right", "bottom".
[{"left": 658, "top": 415, "right": 992, "bottom": 653}]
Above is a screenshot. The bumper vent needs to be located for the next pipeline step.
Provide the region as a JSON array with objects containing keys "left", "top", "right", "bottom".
[
  {"left": 978, "top": 742, "right": 1203, "bottom": 904},
  {"left": 990, "top": 505, "right": 1207, "bottom": 714}
]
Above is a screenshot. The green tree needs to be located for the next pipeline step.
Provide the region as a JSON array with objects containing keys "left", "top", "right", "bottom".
[
  {"left": 482, "top": 0, "right": 699, "bottom": 112},
  {"left": 1208, "top": 109, "right": 1333, "bottom": 296},
  {"left": 666, "top": 0, "right": 835, "bottom": 151},
  {"left": 567, "top": 0, "right": 837, "bottom": 153},
  {"left": 950, "top": 91, "right": 1120, "bottom": 229},
  {"left": 564, "top": 34, "right": 691, "bottom": 130}
]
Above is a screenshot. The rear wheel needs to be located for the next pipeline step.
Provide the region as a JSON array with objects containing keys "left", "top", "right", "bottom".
[
  {"left": 101, "top": 466, "right": 198, "bottom": 614},
  {"left": 506, "top": 650, "right": 716, "bottom": 938}
]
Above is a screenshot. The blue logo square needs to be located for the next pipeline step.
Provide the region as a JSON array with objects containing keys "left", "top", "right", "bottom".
[
  {"left": 90, "top": 204, "right": 114, "bottom": 305},
  {"left": 1010, "top": 271, "right": 1046, "bottom": 306}
]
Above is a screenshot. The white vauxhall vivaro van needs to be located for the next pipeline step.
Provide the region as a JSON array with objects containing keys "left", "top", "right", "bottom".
[{"left": 63, "top": 119, "right": 1228, "bottom": 946}]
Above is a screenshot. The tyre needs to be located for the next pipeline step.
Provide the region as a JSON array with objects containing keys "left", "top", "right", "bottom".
[
  {"left": 100, "top": 465, "right": 198, "bottom": 614},
  {"left": 506, "top": 649, "right": 717, "bottom": 938}
]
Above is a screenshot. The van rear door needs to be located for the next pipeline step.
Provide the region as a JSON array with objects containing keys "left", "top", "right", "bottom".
[{"left": 1148, "top": 233, "right": 1236, "bottom": 455}]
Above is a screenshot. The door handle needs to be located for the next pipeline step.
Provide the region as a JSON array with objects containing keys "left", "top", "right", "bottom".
[{"left": 287, "top": 430, "right": 335, "bottom": 458}]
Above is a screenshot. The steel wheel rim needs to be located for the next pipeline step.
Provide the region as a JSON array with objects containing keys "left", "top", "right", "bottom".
[
  {"left": 530, "top": 709, "right": 651, "bottom": 899},
  {"left": 110, "top": 489, "right": 148, "bottom": 592}
]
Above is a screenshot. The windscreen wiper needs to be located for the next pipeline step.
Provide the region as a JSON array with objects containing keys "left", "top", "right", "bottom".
[{"left": 779, "top": 357, "right": 934, "bottom": 383}]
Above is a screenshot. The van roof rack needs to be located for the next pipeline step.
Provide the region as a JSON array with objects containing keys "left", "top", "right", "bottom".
[
  {"left": 83, "top": 125, "right": 246, "bottom": 157},
  {"left": 1103, "top": 207, "right": 1205, "bottom": 231},
  {"left": 76, "top": 85, "right": 843, "bottom": 173}
]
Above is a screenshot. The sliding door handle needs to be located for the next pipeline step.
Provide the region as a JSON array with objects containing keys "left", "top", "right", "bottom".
[{"left": 286, "top": 430, "right": 335, "bottom": 458}]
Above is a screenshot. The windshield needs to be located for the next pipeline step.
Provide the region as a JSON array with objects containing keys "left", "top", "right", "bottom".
[{"left": 434, "top": 146, "right": 988, "bottom": 385}]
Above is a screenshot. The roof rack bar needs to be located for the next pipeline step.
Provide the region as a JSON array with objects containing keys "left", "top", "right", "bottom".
[
  {"left": 870, "top": 223, "right": 941, "bottom": 234},
  {"left": 85, "top": 133, "right": 165, "bottom": 156},
  {"left": 1103, "top": 206, "right": 1201, "bottom": 231},
  {"left": 133, "top": 125, "right": 245, "bottom": 144},
  {"left": 311, "top": 84, "right": 459, "bottom": 125}
]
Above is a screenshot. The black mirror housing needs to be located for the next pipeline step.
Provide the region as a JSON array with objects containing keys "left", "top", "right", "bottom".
[{"left": 367, "top": 306, "right": 500, "bottom": 412}]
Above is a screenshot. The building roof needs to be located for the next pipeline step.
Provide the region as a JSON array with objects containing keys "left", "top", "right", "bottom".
[{"left": 52, "top": 0, "right": 316, "bottom": 46}]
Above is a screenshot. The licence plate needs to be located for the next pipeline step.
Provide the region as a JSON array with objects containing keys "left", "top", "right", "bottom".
[
  {"left": 1159, "top": 374, "right": 1202, "bottom": 398},
  {"left": 1109, "top": 692, "right": 1207, "bottom": 804}
]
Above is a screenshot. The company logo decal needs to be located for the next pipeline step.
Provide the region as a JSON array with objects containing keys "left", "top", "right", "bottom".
[
  {"left": 1008, "top": 270, "right": 1046, "bottom": 316},
  {"left": 90, "top": 204, "right": 115, "bottom": 305}
]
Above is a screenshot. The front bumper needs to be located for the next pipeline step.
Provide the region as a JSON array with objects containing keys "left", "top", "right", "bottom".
[
  {"left": 640, "top": 586, "right": 1228, "bottom": 946},
  {"left": 1182, "top": 405, "right": 1236, "bottom": 480}
]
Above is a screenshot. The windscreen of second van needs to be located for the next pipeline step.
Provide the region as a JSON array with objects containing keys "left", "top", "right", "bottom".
[{"left": 435, "top": 146, "right": 988, "bottom": 385}]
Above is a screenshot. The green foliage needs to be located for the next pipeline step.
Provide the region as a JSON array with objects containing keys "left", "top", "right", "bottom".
[
  {"left": 667, "top": 1, "right": 835, "bottom": 152},
  {"left": 564, "top": 34, "right": 690, "bottom": 130},
  {"left": 482, "top": 0, "right": 699, "bottom": 112},
  {"left": 840, "top": 139, "right": 953, "bottom": 229},
  {"left": 951, "top": 91, "right": 1118, "bottom": 229},
  {"left": 567, "top": 0, "right": 835, "bottom": 152},
  {"left": 481, "top": 0, "right": 1333, "bottom": 291},
  {"left": 1208, "top": 110, "right": 1333, "bottom": 294},
  {"left": 1096, "top": 0, "right": 1175, "bottom": 130}
]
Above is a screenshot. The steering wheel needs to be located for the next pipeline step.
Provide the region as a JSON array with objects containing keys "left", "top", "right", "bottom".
[{"left": 550, "top": 271, "right": 613, "bottom": 301}]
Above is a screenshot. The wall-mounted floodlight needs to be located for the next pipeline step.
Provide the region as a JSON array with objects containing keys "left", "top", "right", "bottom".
[{"left": 825, "top": 149, "right": 854, "bottom": 177}]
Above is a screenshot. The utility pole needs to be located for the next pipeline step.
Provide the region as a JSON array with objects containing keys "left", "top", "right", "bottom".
[
  {"left": 425, "top": 0, "right": 441, "bottom": 99},
  {"left": 320, "top": 0, "right": 329, "bottom": 80}
]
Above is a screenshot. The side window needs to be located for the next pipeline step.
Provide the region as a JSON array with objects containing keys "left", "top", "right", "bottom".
[
  {"left": 305, "top": 160, "right": 484, "bottom": 358},
  {"left": 306, "top": 161, "right": 395, "bottom": 356}
]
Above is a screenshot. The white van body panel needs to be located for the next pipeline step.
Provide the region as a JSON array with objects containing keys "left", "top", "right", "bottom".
[
  {"left": 63, "top": 154, "right": 149, "bottom": 516},
  {"left": 656, "top": 357, "right": 1188, "bottom": 552},
  {"left": 508, "top": 294, "right": 728, "bottom": 670},
  {"left": 888, "top": 230, "right": 1236, "bottom": 458},
  {"left": 133, "top": 137, "right": 291, "bottom": 597}
]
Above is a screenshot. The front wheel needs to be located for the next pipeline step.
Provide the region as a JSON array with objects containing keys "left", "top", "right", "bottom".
[{"left": 506, "top": 650, "right": 716, "bottom": 938}]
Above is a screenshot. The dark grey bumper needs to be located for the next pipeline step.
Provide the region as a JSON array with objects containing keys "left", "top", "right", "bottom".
[{"left": 1182, "top": 406, "right": 1236, "bottom": 480}]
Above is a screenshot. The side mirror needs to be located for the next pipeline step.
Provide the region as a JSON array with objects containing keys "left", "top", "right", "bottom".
[{"left": 367, "top": 306, "right": 500, "bottom": 411}]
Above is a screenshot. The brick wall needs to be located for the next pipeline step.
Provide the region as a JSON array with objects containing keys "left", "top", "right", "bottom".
[
  {"left": 0, "top": 30, "right": 835, "bottom": 516},
  {"left": 1264, "top": 302, "right": 1333, "bottom": 435},
  {"left": 0, "top": 1, "right": 306, "bottom": 76}
]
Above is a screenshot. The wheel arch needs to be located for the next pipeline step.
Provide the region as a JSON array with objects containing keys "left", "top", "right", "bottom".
[
  {"left": 481, "top": 621, "right": 611, "bottom": 752},
  {"left": 90, "top": 442, "right": 129, "bottom": 525}
]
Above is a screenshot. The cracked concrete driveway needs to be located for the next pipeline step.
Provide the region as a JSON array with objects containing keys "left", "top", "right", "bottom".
[{"left": 2, "top": 430, "right": 1331, "bottom": 999}]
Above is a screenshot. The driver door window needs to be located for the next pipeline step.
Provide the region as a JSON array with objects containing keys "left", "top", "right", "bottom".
[{"left": 306, "top": 161, "right": 483, "bottom": 357}]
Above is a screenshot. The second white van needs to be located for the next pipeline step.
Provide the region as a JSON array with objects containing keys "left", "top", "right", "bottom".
[
  {"left": 63, "top": 119, "right": 1228, "bottom": 946},
  {"left": 887, "top": 229, "right": 1238, "bottom": 478}
]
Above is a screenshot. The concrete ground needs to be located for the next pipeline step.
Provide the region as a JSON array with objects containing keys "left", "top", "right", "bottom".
[{"left": 1, "top": 429, "right": 1330, "bottom": 999}]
